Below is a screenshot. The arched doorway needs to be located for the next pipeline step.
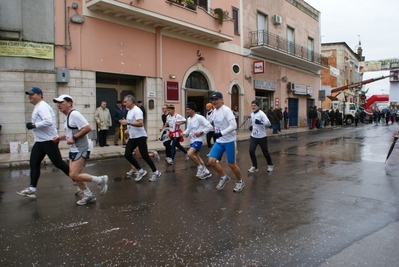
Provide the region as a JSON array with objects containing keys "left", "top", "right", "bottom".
[{"left": 185, "top": 71, "right": 210, "bottom": 116}]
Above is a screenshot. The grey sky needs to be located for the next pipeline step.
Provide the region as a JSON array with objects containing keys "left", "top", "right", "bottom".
[{"left": 305, "top": 0, "right": 399, "bottom": 96}]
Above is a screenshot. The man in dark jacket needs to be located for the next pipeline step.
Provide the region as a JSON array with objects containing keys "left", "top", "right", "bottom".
[
  {"left": 308, "top": 107, "right": 314, "bottom": 129},
  {"left": 113, "top": 101, "right": 127, "bottom": 146},
  {"left": 335, "top": 109, "right": 341, "bottom": 125},
  {"left": 329, "top": 109, "right": 335, "bottom": 126}
]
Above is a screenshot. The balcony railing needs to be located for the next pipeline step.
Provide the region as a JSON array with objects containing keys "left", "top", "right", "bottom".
[
  {"left": 85, "top": 0, "right": 234, "bottom": 43},
  {"left": 250, "top": 30, "right": 328, "bottom": 67}
]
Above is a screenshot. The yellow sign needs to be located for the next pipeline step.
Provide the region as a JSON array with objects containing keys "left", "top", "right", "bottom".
[{"left": 0, "top": 41, "right": 54, "bottom": 59}]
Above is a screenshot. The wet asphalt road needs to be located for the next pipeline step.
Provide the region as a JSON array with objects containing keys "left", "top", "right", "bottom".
[{"left": 1, "top": 124, "right": 399, "bottom": 266}]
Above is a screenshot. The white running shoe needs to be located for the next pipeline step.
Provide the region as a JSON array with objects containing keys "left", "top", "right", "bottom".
[
  {"left": 216, "top": 176, "right": 231, "bottom": 190},
  {"left": 149, "top": 171, "right": 162, "bottom": 182},
  {"left": 199, "top": 169, "right": 212, "bottom": 180},
  {"left": 126, "top": 169, "right": 137, "bottom": 176},
  {"left": 135, "top": 169, "right": 148, "bottom": 181},
  {"left": 233, "top": 180, "right": 245, "bottom": 192},
  {"left": 17, "top": 187, "right": 37, "bottom": 198},
  {"left": 153, "top": 151, "right": 160, "bottom": 162},
  {"left": 267, "top": 165, "right": 274, "bottom": 172},
  {"left": 98, "top": 175, "right": 108, "bottom": 195},
  {"left": 76, "top": 194, "right": 96, "bottom": 206},
  {"left": 196, "top": 166, "right": 204, "bottom": 177},
  {"left": 247, "top": 166, "right": 258, "bottom": 173}
]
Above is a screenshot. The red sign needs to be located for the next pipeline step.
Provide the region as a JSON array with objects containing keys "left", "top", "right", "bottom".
[{"left": 165, "top": 81, "right": 179, "bottom": 102}]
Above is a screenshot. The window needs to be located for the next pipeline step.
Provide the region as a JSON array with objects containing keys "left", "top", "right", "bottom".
[
  {"left": 287, "top": 27, "right": 295, "bottom": 54},
  {"left": 232, "top": 7, "right": 239, "bottom": 35},
  {"left": 257, "top": 13, "right": 268, "bottom": 45},
  {"left": 307, "top": 37, "right": 314, "bottom": 61},
  {"left": 197, "top": 0, "right": 208, "bottom": 10},
  {"left": 232, "top": 64, "right": 240, "bottom": 74}
]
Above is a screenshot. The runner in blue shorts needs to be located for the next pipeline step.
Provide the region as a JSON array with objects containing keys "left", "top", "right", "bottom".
[
  {"left": 183, "top": 102, "right": 214, "bottom": 179},
  {"left": 208, "top": 92, "right": 245, "bottom": 192}
]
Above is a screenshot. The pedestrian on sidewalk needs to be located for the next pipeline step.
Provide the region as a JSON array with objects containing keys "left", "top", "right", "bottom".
[
  {"left": 272, "top": 107, "right": 279, "bottom": 134},
  {"left": 52, "top": 94, "right": 108, "bottom": 206},
  {"left": 283, "top": 107, "right": 289, "bottom": 129},
  {"left": 207, "top": 92, "right": 244, "bottom": 192},
  {"left": 113, "top": 100, "right": 127, "bottom": 146},
  {"left": 165, "top": 104, "right": 188, "bottom": 164},
  {"left": 137, "top": 100, "right": 146, "bottom": 121},
  {"left": 119, "top": 95, "right": 161, "bottom": 182},
  {"left": 95, "top": 101, "right": 112, "bottom": 147},
  {"left": 247, "top": 100, "right": 274, "bottom": 173},
  {"left": 17, "top": 87, "right": 71, "bottom": 199},
  {"left": 183, "top": 102, "right": 213, "bottom": 180}
]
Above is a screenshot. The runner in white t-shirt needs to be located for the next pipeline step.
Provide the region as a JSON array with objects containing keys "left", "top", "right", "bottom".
[
  {"left": 119, "top": 95, "right": 161, "bottom": 182},
  {"left": 183, "top": 102, "right": 214, "bottom": 180},
  {"left": 208, "top": 92, "right": 244, "bottom": 192},
  {"left": 164, "top": 104, "right": 188, "bottom": 164},
  {"left": 52, "top": 94, "right": 109, "bottom": 206},
  {"left": 17, "top": 87, "right": 71, "bottom": 199}
]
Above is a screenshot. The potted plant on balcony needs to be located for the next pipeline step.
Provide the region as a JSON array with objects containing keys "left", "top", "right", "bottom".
[{"left": 213, "top": 8, "right": 227, "bottom": 25}]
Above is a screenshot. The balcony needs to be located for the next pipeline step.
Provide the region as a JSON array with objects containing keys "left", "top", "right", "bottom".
[
  {"left": 250, "top": 30, "right": 328, "bottom": 72},
  {"left": 84, "top": 0, "right": 234, "bottom": 43}
]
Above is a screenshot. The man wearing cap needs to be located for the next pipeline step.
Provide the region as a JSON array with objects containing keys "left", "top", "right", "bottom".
[
  {"left": 183, "top": 102, "right": 214, "bottom": 179},
  {"left": 94, "top": 101, "right": 112, "bottom": 147},
  {"left": 113, "top": 101, "right": 127, "bottom": 146},
  {"left": 52, "top": 94, "right": 109, "bottom": 205},
  {"left": 17, "top": 87, "right": 71, "bottom": 199},
  {"left": 208, "top": 91, "right": 244, "bottom": 192},
  {"left": 205, "top": 103, "right": 215, "bottom": 148},
  {"left": 164, "top": 104, "right": 189, "bottom": 164},
  {"left": 119, "top": 95, "right": 162, "bottom": 182},
  {"left": 248, "top": 100, "right": 274, "bottom": 173}
]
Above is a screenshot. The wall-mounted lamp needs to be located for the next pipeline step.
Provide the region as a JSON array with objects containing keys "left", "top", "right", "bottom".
[
  {"left": 70, "top": 14, "right": 85, "bottom": 24},
  {"left": 278, "top": 76, "right": 288, "bottom": 83},
  {"left": 71, "top": 2, "right": 79, "bottom": 9},
  {"left": 169, "top": 75, "right": 176, "bottom": 79},
  {"left": 244, "top": 75, "right": 252, "bottom": 84}
]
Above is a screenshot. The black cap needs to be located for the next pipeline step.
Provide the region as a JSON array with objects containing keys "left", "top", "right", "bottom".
[{"left": 186, "top": 102, "right": 196, "bottom": 111}]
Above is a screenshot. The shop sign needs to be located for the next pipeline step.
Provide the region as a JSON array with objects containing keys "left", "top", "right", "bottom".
[
  {"left": 253, "top": 61, "right": 265, "bottom": 74},
  {"left": 254, "top": 80, "right": 276, "bottom": 91},
  {"left": 293, "top": 84, "right": 307, "bottom": 95},
  {"left": 165, "top": 81, "right": 179, "bottom": 102}
]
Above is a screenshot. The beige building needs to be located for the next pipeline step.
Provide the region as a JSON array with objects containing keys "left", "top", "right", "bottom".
[
  {"left": 0, "top": 0, "right": 327, "bottom": 152},
  {"left": 320, "top": 42, "right": 363, "bottom": 110},
  {"left": 241, "top": 0, "right": 327, "bottom": 126}
]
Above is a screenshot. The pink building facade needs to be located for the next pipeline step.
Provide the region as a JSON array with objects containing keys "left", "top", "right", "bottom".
[{"left": 0, "top": 0, "right": 327, "bottom": 150}]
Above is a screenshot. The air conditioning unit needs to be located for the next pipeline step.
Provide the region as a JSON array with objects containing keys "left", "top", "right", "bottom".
[
  {"left": 272, "top": 14, "right": 282, "bottom": 25},
  {"left": 287, "top": 82, "right": 295, "bottom": 92}
]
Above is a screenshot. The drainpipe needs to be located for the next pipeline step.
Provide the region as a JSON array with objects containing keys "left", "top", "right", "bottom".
[{"left": 64, "top": 0, "right": 68, "bottom": 67}]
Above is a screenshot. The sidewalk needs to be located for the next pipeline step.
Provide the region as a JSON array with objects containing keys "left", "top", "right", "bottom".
[{"left": 0, "top": 127, "right": 312, "bottom": 169}]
